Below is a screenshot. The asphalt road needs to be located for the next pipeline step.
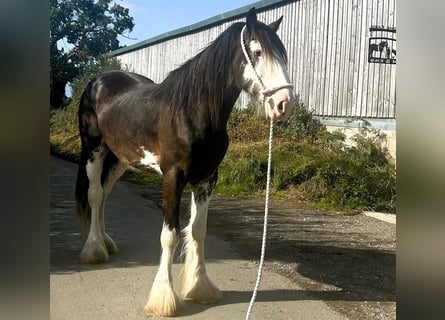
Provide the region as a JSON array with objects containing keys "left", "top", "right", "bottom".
[{"left": 50, "top": 156, "right": 346, "bottom": 319}]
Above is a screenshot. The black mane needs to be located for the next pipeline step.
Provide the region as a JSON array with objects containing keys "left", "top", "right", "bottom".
[
  {"left": 153, "top": 23, "right": 244, "bottom": 128},
  {"left": 151, "top": 18, "right": 287, "bottom": 130}
]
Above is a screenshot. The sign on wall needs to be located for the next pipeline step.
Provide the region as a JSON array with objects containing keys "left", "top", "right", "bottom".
[{"left": 368, "top": 26, "right": 396, "bottom": 64}]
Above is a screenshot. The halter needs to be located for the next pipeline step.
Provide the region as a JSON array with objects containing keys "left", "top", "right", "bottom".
[{"left": 240, "top": 25, "right": 294, "bottom": 98}]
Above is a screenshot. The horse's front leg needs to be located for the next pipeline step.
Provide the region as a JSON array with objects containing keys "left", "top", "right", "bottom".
[
  {"left": 145, "top": 168, "right": 185, "bottom": 317},
  {"left": 182, "top": 171, "right": 222, "bottom": 304}
]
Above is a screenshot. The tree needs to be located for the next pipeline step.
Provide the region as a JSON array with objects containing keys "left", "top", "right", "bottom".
[{"left": 50, "top": 0, "right": 134, "bottom": 108}]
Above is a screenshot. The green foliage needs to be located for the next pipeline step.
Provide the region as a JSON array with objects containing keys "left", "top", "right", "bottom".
[
  {"left": 300, "top": 136, "right": 396, "bottom": 212},
  {"left": 274, "top": 103, "right": 326, "bottom": 142},
  {"left": 50, "top": 0, "right": 134, "bottom": 108},
  {"left": 220, "top": 106, "right": 396, "bottom": 213},
  {"left": 226, "top": 108, "right": 269, "bottom": 143},
  {"left": 227, "top": 100, "right": 326, "bottom": 143},
  {"left": 121, "top": 169, "right": 163, "bottom": 186},
  {"left": 217, "top": 144, "right": 269, "bottom": 195}
]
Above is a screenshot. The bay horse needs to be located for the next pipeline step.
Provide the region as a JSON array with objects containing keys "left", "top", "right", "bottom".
[{"left": 75, "top": 7, "right": 294, "bottom": 317}]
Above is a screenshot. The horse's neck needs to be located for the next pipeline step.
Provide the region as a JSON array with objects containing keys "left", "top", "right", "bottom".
[{"left": 219, "top": 85, "right": 242, "bottom": 127}]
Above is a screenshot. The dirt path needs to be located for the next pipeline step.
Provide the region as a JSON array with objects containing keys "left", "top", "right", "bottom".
[{"left": 50, "top": 157, "right": 395, "bottom": 319}]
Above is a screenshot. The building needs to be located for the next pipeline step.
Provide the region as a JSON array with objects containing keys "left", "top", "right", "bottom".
[{"left": 109, "top": 0, "right": 396, "bottom": 157}]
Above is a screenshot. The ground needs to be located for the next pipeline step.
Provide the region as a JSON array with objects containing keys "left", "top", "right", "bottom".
[
  {"left": 128, "top": 178, "right": 396, "bottom": 320},
  {"left": 50, "top": 156, "right": 395, "bottom": 319}
]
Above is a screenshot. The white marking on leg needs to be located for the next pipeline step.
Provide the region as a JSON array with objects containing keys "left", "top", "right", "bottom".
[
  {"left": 145, "top": 223, "right": 181, "bottom": 317},
  {"left": 100, "top": 161, "right": 127, "bottom": 254},
  {"left": 80, "top": 146, "right": 109, "bottom": 263},
  {"left": 139, "top": 147, "right": 162, "bottom": 174},
  {"left": 182, "top": 187, "right": 222, "bottom": 304}
]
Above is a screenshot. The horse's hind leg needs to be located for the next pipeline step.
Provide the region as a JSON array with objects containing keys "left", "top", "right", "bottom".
[
  {"left": 182, "top": 171, "right": 222, "bottom": 304},
  {"left": 79, "top": 144, "right": 110, "bottom": 263},
  {"left": 100, "top": 153, "right": 127, "bottom": 254}
]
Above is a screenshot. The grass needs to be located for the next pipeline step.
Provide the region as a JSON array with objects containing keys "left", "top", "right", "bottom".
[
  {"left": 218, "top": 106, "right": 396, "bottom": 213},
  {"left": 50, "top": 58, "right": 396, "bottom": 214}
]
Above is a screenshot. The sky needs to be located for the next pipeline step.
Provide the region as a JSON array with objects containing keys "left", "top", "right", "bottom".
[
  {"left": 115, "top": 0, "right": 257, "bottom": 47},
  {"left": 63, "top": 0, "right": 258, "bottom": 96}
]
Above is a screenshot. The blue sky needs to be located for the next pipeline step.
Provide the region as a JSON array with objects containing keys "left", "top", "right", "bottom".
[
  {"left": 116, "top": 0, "right": 257, "bottom": 47},
  {"left": 63, "top": 0, "right": 257, "bottom": 96}
]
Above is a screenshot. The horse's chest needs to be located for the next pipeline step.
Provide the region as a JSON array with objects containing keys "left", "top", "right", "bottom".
[{"left": 189, "top": 133, "right": 229, "bottom": 178}]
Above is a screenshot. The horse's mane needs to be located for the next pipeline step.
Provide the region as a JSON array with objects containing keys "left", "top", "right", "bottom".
[{"left": 153, "top": 19, "right": 287, "bottom": 128}]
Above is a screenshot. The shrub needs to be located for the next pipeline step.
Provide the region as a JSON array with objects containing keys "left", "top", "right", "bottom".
[
  {"left": 220, "top": 105, "right": 396, "bottom": 213},
  {"left": 274, "top": 101, "right": 326, "bottom": 142}
]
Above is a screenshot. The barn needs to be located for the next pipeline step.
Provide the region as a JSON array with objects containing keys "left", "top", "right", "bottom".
[{"left": 109, "top": 0, "right": 396, "bottom": 157}]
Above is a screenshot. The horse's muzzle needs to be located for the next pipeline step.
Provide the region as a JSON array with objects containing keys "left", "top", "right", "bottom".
[{"left": 266, "top": 90, "right": 294, "bottom": 121}]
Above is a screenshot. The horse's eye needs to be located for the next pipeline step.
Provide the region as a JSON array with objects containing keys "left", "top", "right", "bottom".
[{"left": 253, "top": 50, "right": 262, "bottom": 58}]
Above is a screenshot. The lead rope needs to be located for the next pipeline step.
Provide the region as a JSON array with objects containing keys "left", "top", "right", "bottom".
[
  {"left": 240, "top": 24, "right": 290, "bottom": 318},
  {"left": 245, "top": 117, "right": 274, "bottom": 320}
]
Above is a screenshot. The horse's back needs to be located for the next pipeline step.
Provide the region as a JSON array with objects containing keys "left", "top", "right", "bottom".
[
  {"left": 93, "top": 70, "right": 155, "bottom": 100},
  {"left": 79, "top": 70, "right": 158, "bottom": 124}
]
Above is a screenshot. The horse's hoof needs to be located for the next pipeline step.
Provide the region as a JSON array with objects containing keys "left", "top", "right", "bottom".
[
  {"left": 145, "top": 284, "right": 182, "bottom": 317},
  {"left": 104, "top": 233, "right": 119, "bottom": 254},
  {"left": 182, "top": 274, "right": 222, "bottom": 304},
  {"left": 79, "top": 239, "right": 109, "bottom": 264}
]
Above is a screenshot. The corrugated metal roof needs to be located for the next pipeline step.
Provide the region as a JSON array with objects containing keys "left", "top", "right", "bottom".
[{"left": 109, "top": 0, "right": 294, "bottom": 56}]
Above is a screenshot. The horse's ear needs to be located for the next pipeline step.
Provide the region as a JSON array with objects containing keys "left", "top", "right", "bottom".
[
  {"left": 246, "top": 7, "right": 257, "bottom": 32},
  {"left": 268, "top": 16, "right": 283, "bottom": 32}
]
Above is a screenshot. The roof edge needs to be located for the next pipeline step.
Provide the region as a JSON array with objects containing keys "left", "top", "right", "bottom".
[{"left": 109, "top": 0, "right": 294, "bottom": 56}]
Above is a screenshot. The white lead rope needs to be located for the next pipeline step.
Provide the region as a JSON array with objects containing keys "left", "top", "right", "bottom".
[
  {"left": 245, "top": 118, "right": 274, "bottom": 320},
  {"left": 240, "top": 24, "right": 291, "bottom": 318}
]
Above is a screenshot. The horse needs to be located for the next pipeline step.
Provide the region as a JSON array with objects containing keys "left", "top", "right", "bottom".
[{"left": 75, "top": 7, "right": 294, "bottom": 317}]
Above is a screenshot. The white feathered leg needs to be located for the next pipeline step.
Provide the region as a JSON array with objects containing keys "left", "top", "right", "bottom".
[
  {"left": 182, "top": 174, "right": 222, "bottom": 304},
  {"left": 145, "top": 224, "right": 182, "bottom": 317},
  {"left": 79, "top": 145, "right": 109, "bottom": 263}
]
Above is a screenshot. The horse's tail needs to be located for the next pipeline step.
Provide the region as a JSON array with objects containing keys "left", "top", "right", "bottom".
[{"left": 75, "top": 79, "right": 101, "bottom": 241}]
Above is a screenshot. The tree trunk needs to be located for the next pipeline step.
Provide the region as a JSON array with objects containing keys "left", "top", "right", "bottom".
[{"left": 50, "top": 73, "right": 68, "bottom": 109}]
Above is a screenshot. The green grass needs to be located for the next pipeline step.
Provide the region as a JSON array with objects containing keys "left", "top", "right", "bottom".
[
  {"left": 50, "top": 59, "right": 396, "bottom": 214},
  {"left": 121, "top": 169, "right": 163, "bottom": 185},
  {"left": 218, "top": 106, "right": 396, "bottom": 213}
]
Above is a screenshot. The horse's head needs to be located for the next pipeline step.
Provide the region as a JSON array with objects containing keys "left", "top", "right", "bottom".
[{"left": 239, "top": 8, "right": 295, "bottom": 121}]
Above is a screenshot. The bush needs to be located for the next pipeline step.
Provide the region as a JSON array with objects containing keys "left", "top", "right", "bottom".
[
  {"left": 274, "top": 101, "right": 326, "bottom": 142},
  {"left": 220, "top": 106, "right": 396, "bottom": 213}
]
